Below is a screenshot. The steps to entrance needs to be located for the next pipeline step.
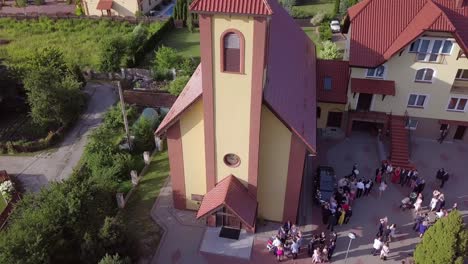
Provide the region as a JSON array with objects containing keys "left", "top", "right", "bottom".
[{"left": 389, "top": 117, "right": 413, "bottom": 170}]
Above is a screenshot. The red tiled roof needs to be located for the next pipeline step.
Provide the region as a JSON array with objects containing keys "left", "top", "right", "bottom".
[
  {"left": 348, "top": 0, "right": 468, "bottom": 68},
  {"left": 351, "top": 78, "right": 396, "bottom": 96},
  {"left": 196, "top": 175, "right": 257, "bottom": 229},
  {"left": 190, "top": 0, "right": 273, "bottom": 16},
  {"left": 316, "top": 60, "right": 349, "bottom": 104},
  {"left": 96, "top": 0, "right": 112, "bottom": 10},
  {"left": 263, "top": 0, "right": 317, "bottom": 153},
  {"left": 155, "top": 65, "right": 202, "bottom": 135}
]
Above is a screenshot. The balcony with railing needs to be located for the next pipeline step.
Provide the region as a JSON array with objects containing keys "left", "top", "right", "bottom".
[
  {"left": 414, "top": 52, "right": 446, "bottom": 64},
  {"left": 451, "top": 79, "right": 468, "bottom": 94}
]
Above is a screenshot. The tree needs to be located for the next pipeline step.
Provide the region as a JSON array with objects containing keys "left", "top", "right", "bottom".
[
  {"left": 319, "top": 23, "right": 333, "bottom": 41},
  {"left": 339, "top": 0, "right": 349, "bottom": 17},
  {"left": 132, "top": 117, "right": 156, "bottom": 153},
  {"left": 98, "top": 36, "right": 127, "bottom": 72},
  {"left": 333, "top": 0, "right": 340, "bottom": 17},
  {"left": 414, "top": 211, "right": 468, "bottom": 264},
  {"left": 168, "top": 75, "right": 190, "bottom": 96},
  {"left": 320, "top": 41, "right": 340, "bottom": 59},
  {"left": 153, "top": 46, "right": 180, "bottom": 71}
]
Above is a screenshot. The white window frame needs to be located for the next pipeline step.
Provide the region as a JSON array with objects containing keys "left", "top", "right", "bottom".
[
  {"left": 410, "top": 38, "right": 454, "bottom": 62},
  {"left": 414, "top": 68, "right": 436, "bottom": 83},
  {"left": 405, "top": 119, "right": 419, "bottom": 130},
  {"left": 407, "top": 94, "right": 429, "bottom": 108},
  {"left": 446, "top": 96, "right": 468, "bottom": 112},
  {"left": 455, "top": 69, "right": 468, "bottom": 81},
  {"left": 365, "top": 65, "right": 386, "bottom": 79}
]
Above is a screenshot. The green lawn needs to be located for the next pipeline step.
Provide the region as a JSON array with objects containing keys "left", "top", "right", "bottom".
[
  {"left": 121, "top": 150, "right": 169, "bottom": 259},
  {"left": 294, "top": 0, "right": 335, "bottom": 15},
  {"left": 161, "top": 28, "right": 200, "bottom": 58},
  {"left": 0, "top": 193, "right": 7, "bottom": 214}
]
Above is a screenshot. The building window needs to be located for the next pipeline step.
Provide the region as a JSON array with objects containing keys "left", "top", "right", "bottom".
[
  {"left": 456, "top": 69, "right": 468, "bottom": 80},
  {"left": 407, "top": 94, "right": 427, "bottom": 108},
  {"left": 324, "top": 77, "right": 332, "bottom": 91},
  {"left": 410, "top": 38, "right": 453, "bottom": 62},
  {"left": 366, "top": 65, "right": 385, "bottom": 79},
  {"left": 223, "top": 153, "right": 241, "bottom": 167},
  {"left": 405, "top": 119, "right": 418, "bottom": 130},
  {"left": 317, "top": 107, "right": 321, "bottom": 118},
  {"left": 447, "top": 97, "right": 468, "bottom": 112},
  {"left": 222, "top": 32, "right": 242, "bottom": 73},
  {"left": 415, "top": 68, "right": 434, "bottom": 82}
]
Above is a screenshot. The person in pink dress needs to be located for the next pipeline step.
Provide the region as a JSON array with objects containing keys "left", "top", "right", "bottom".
[{"left": 391, "top": 167, "right": 401, "bottom": 184}]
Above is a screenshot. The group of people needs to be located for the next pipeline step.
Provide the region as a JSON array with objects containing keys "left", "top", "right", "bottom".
[
  {"left": 321, "top": 191, "right": 353, "bottom": 232},
  {"left": 267, "top": 221, "right": 303, "bottom": 261},
  {"left": 307, "top": 232, "right": 337, "bottom": 263},
  {"left": 376, "top": 161, "right": 427, "bottom": 195},
  {"left": 371, "top": 217, "right": 397, "bottom": 260}
]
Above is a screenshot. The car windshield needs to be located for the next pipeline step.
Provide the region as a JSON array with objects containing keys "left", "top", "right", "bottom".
[
  {"left": 331, "top": 21, "right": 340, "bottom": 25},
  {"left": 319, "top": 169, "right": 336, "bottom": 191}
]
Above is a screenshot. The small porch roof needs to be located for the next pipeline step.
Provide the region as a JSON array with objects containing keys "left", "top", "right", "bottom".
[
  {"left": 96, "top": 0, "right": 113, "bottom": 10},
  {"left": 351, "top": 78, "right": 396, "bottom": 96},
  {"left": 196, "top": 175, "right": 257, "bottom": 230}
]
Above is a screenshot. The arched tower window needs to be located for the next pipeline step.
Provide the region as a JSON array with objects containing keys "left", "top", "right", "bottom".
[{"left": 222, "top": 30, "right": 244, "bottom": 73}]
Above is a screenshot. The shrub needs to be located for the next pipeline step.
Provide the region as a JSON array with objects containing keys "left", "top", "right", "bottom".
[
  {"left": 132, "top": 117, "right": 155, "bottom": 153},
  {"left": 153, "top": 46, "right": 180, "bottom": 71},
  {"left": 320, "top": 41, "right": 340, "bottom": 59},
  {"left": 333, "top": 0, "right": 340, "bottom": 17},
  {"left": 319, "top": 22, "right": 333, "bottom": 41},
  {"left": 69, "top": 63, "right": 87, "bottom": 88},
  {"left": 414, "top": 211, "right": 468, "bottom": 264},
  {"left": 75, "top": 4, "right": 84, "bottom": 16},
  {"left": 15, "top": 0, "right": 27, "bottom": 7},
  {"left": 98, "top": 36, "right": 128, "bottom": 72},
  {"left": 311, "top": 12, "right": 326, "bottom": 26},
  {"left": 103, "top": 103, "right": 138, "bottom": 131},
  {"left": 179, "top": 57, "right": 199, "bottom": 76},
  {"left": 153, "top": 68, "right": 173, "bottom": 82},
  {"left": 168, "top": 75, "right": 190, "bottom": 96},
  {"left": 0, "top": 180, "right": 14, "bottom": 202},
  {"left": 33, "top": 0, "right": 45, "bottom": 5},
  {"left": 291, "top": 7, "right": 314, "bottom": 18},
  {"left": 99, "top": 254, "right": 131, "bottom": 264}
]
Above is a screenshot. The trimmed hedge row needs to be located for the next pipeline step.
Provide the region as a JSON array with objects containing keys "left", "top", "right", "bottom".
[
  {"left": 133, "top": 18, "right": 175, "bottom": 66},
  {"left": 0, "top": 127, "right": 64, "bottom": 154}
]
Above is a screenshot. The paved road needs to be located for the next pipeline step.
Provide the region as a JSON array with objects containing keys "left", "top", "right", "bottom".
[{"left": 0, "top": 82, "right": 117, "bottom": 192}]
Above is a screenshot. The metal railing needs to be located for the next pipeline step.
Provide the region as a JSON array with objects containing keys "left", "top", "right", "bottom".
[{"left": 414, "top": 53, "right": 446, "bottom": 64}]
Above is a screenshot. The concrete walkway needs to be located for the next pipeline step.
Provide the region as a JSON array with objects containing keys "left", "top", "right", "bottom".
[{"left": 0, "top": 82, "right": 117, "bottom": 192}]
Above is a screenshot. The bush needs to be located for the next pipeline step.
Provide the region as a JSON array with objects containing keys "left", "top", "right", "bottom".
[
  {"left": 291, "top": 7, "right": 314, "bottom": 18},
  {"left": 320, "top": 41, "right": 340, "bottom": 59},
  {"left": 179, "top": 57, "right": 199, "bottom": 76},
  {"left": 153, "top": 46, "right": 180, "bottom": 71},
  {"left": 15, "top": 0, "right": 27, "bottom": 7},
  {"left": 103, "top": 103, "right": 138, "bottom": 131},
  {"left": 99, "top": 254, "right": 130, "bottom": 264},
  {"left": 168, "top": 75, "right": 190, "bottom": 96},
  {"left": 319, "top": 22, "right": 333, "bottom": 41},
  {"left": 414, "top": 211, "right": 468, "bottom": 264},
  {"left": 132, "top": 117, "right": 155, "bottom": 153},
  {"left": 311, "top": 12, "right": 326, "bottom": 26},
  {"left": 333, "top": 0, "right": 340, "bottom": 17},
  {"left": 98, "top": 36, "right": 128, "bottom": 72},
  {"left": 153, "top": 68, "right": 173, "bottom": 81}
]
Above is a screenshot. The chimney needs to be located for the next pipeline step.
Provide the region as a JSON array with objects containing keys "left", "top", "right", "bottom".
[{"left": 456, "top": 0, "right": 464, "bottom": 8}]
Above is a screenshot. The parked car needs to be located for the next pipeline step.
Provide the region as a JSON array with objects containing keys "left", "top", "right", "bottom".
[
  {"left": 330, "top": 20, "right": 341, "bottom": 33},
  {"left": 314, "top": 166, "right": 337, "bottom": 205}
]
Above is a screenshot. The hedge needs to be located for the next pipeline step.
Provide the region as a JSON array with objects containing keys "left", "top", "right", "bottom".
[{"left": 0, "top": 127, "right": 64, "bottom": 154}]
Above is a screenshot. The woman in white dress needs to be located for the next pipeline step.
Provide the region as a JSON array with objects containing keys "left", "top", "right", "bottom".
[
  {"left": 430, "top": 195, "right": 439, "bottom": 211},
  {"left": 379, "top": 181, "right": 388, "bottom": 198},
  {"left": 414, "top": 193, "right": 423, "bottom": 212}
]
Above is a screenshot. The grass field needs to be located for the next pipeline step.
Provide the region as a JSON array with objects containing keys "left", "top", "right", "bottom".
[
  {"left": 0, "top": 18, "right": 164, "bottom": 69},
  {"left": 0, "top": 193, "right": 7, "bottom": 214},
  {"left": 294, "top": 0, "right": 335, "bottom": 15},
  {"left": 160, "top": 28, "right": 200, "bottom": 58},
  {"left": 122, "top": 151, "right": 169, "bottom": 259}
]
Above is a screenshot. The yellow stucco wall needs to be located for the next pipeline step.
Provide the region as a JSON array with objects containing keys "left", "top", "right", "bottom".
[
  {"left": 84, "top": 0, "right": 138, "bottom": 16},
  {"left": 317, "top": 103, "right": 346, "bottom": 128},
  {"left": 212, "top": 15, "right": 254, "bottom": 185},
  {"left": 179, "top": 100, "right": 207, "bottom": 210},
  {"left": 348, "top": 34, "right": 468, "bottom": 122},
  {"left": 257, "top": 106, "right": 292, "bottom": 222}
]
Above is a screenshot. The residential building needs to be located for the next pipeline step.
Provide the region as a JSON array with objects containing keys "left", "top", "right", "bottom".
[
  {"left": 155, "top": 0, "right": 317, "bottom": 232},
  {"left": 342, "top": 0, "right": 468, "bottom": 168},
  {"left": 82, "top": 0, "right": 163, "bottom": 17}
]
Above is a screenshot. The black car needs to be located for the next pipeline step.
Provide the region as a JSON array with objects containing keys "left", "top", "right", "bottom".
[{"left": 314, "top": 166, "right": 337, "bottom": 204}]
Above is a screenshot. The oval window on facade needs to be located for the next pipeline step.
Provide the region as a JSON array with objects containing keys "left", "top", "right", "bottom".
[{"left": 223, "top": 153, "right": 241, "bottom": 167}]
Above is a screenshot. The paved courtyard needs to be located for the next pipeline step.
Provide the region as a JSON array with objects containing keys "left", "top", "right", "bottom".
[
  {"left": 151, "top": 131, "right": 468, "bottom": 264},
  {"left": 0, "top": 82, "right": 117, "bottom": 192}
]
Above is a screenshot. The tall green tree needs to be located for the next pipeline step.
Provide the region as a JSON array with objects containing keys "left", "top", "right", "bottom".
[
  {"left": 98, "top": 36, "right": 127, "bottom": 72},
  {"left": 414, "top": 211, "right": 468, "bottom": 264}
]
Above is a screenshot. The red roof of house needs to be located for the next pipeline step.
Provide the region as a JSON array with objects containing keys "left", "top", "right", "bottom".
[
  {"left": 157, "top": 0, "right": 317, "bottom": 153},
  {"left": 348, "top": 0, "right": 468, "bottom": 68},
  {"left": 196, "top": 175, "right": 257, "bottom": 229},
  {"left": 316, "top": 60, "right": 349, "bottom": 104},
  {"left": 190, "top": 0, "right": 273, "bottom": 16},
  {"left": 155, "top": 65, "right": 202, "bottom": 135},
  {"left": 96, "top": 0, "right": 113, "bottom": 10},
  {"left": 350, "top": 78, "right": 396, "bottom": 96}
]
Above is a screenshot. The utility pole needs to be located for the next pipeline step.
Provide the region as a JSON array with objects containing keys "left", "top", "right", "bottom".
[{"left": 117, "top": 81, "right": 132, "bottom": 151}]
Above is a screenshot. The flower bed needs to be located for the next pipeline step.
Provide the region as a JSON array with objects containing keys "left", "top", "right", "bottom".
[{"left": 0, "top": 171, "right": 21, "bottom": 230}]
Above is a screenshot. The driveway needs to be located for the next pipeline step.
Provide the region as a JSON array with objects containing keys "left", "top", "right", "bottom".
[{"left": 0, "top": 82, "right": 117, "bottom": 192}]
